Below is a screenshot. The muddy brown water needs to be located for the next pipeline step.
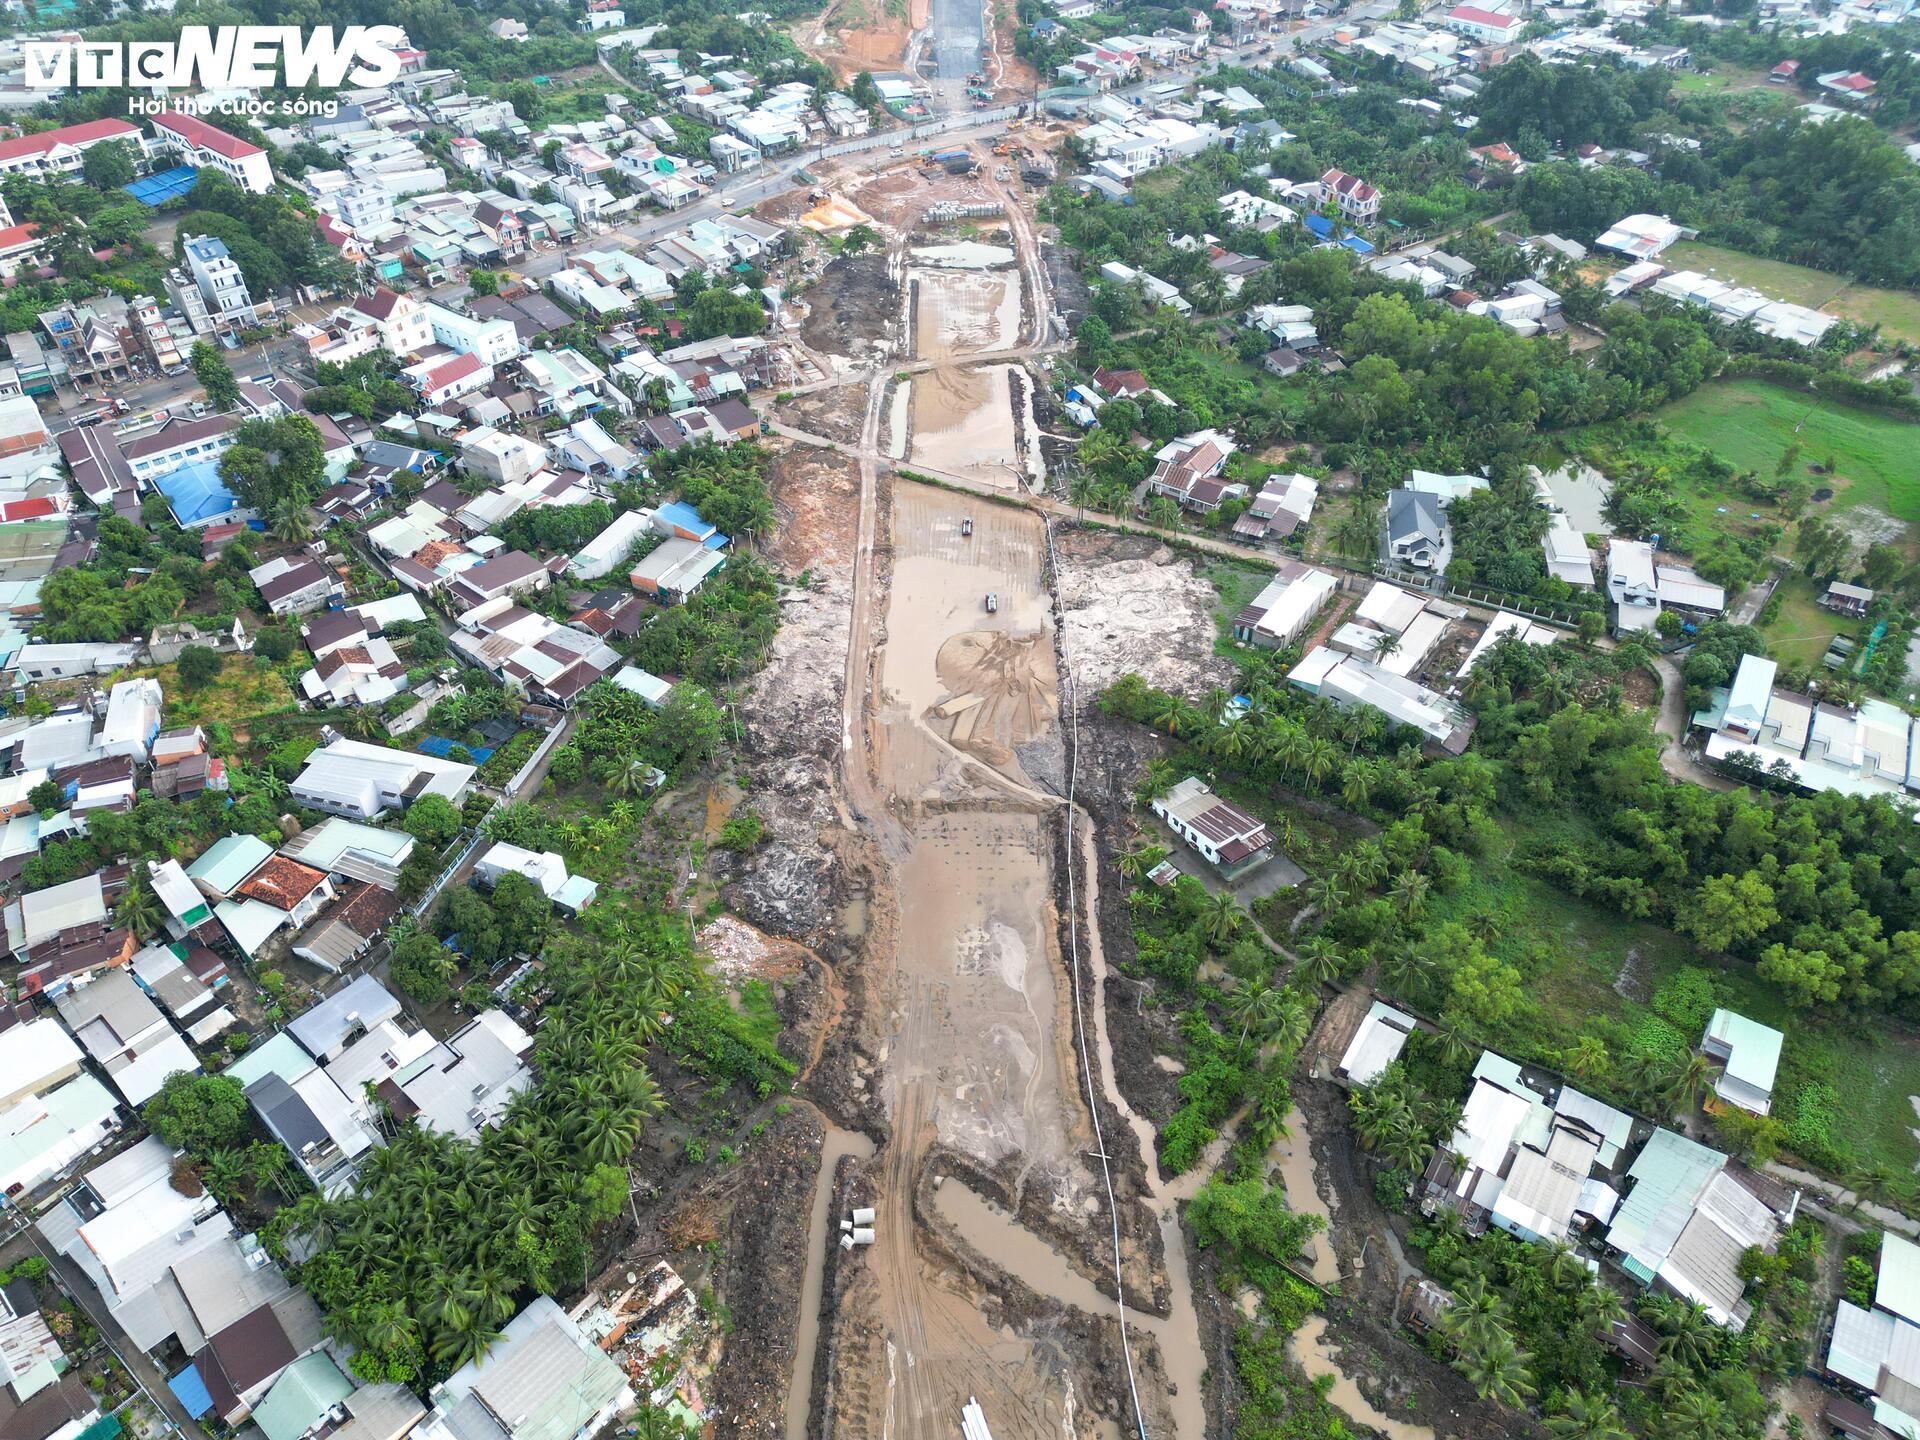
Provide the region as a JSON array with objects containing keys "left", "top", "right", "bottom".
[
  {"left": 908, "top": 365, "right": 1030, "bottom": 493},
  {"left": 1270, "top": 1106, "right": 1340, "bottom": 1287},
  {"left": 910, "top": 267, "right": 1021, "bottom": 360},
  {"left": 784, "top": 1120, "right": 878, "bottom": 1440},
  {"left": 1290, "top": 1315, "right": 1439, "bottom": 1440},
  {"left": 837, "top": 481, "right": 1096, "bottom": 1439}
]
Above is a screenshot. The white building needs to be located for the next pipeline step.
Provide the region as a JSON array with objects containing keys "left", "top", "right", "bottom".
[
  {"left": 152, "top": 111, "right": 275, "bottom": 193},
  {"left": 290, "top": 736, "right": 476, "bottom": 820}
]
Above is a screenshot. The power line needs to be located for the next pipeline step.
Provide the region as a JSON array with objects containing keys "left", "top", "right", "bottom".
[{"left": 1044, "top": 514, "right": 1149, "bottom": 1440}]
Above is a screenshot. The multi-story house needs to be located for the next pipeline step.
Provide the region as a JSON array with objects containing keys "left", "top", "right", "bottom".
[
  {"left": 1319, "top": 167, "right": 1381, "bottom": 224},
  {"left": 37, "top": 304, "right": 129, "bottom": 387},
  {"left": 129, "top": 294, "right": 190, "bottom": 374},
  {"left": 182, "top": 235, "right": 257, "bottom": 334},
  {"left": 349, "top": 288, "right": 434, "bottom": 357}
]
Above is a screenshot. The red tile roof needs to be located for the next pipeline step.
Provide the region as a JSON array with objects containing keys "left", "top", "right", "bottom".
[
  {"left": 153, "top": 110, "right": 264, "bottom": 159},
  {"left": 1447, "top": 4, "right": 1519, "bottom": 26},
  {"left": 0, "top": 118, "right": 138, "bottom": 165},
  {"left": 421, "top": 352, "right": 484, "bottom": 390},
  {"left": 235, "top": 857, "right": 328, "bottom": 910}
]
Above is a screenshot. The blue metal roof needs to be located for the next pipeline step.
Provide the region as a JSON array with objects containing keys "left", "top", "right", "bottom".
[
  {"left": 123, "top": 165, "right": 198, "bottom": 206},
  {"left": 654, "top": 500, "right": 713, "bottom": 534},
  {"left": 155, "top": 458, "right": 240, "bottom": 524},
  {"left": 168, "top": 1365, "right": 214, "bottom": 1419},
  {"left": 416, "top": 734, "right": 494, "bottom": 763}
]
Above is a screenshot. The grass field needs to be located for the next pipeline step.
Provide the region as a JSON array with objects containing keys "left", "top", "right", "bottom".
[
  {"left": 1670, "top": 62, "right": 1771, "bottom": 96},
  {"left": 133, "top": 657, "right": 296, "bottom": 733},
  {"left": 1655, "top": 379, "right": 1920, "bottom": 545},
  {"left": 1759, "top": 569, "right": 1862, "bottom": 667},
  {"left": 1660, "top": 239, "right": 1920, "bottom": 347},
  {"left": 1417, "top": 812, "right": 1920, "bottom": 1196}
]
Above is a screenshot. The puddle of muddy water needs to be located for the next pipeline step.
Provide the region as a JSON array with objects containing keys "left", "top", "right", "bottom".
[
  {"left": 885, "top": 379, "right": 911, "bottom": 460},
  {"left": 785, "top": 1121, "right": 878, "bottom": 1440},
  {"left": 908, "top": 365, "right": 1030, "bottom": 492},
  {"left": 912, "top": 241, "right": 1016, "bottom": 269},
  {"left": 931, "top": 1181, "right": 1207, "bottom": 1440},
  {"left": 1289, "top": 1315, "right": 1437, "bottom": 1440},
  {"left": 1270, "top": 1106, "right": 1339, "bottom": 1287},
  {"left": 911, "top": 268, "right": 1020, "bottom": 360},
  {"left": 876, "top": 485, "right": 1053, "bottom": 794}
]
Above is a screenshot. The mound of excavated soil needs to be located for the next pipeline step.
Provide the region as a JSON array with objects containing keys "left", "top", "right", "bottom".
[
  {"left": 934, "top": 629, "right": 1058, "bottom": 749},
  {"left": 1057, "top": 552, "right": 1236, "bottom": 696}
]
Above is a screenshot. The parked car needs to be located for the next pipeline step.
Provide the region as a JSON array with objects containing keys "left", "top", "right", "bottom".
[{"left": 985, "top": 592, "right": 998, "bottom": 613}]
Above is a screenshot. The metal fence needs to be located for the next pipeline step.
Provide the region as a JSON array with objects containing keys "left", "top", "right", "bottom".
[{"left": 818, "top": 105, "right": 1024, "bottom": 160}]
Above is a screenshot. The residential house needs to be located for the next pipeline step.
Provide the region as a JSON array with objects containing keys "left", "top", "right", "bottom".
[
  {"left": 1383, "top": 487, "right": 1451, "bottom": 572},
  {"left": 1229, "top": 562, "right": 1336, "bottom": 647},
  {"left": 474, "top": 842, "right": 598, "bottom": 914},
  {"left": 1289, "top": 645, "right": 1477, "bottom": 754},
  {"left": 290, "top": 737, "right": 476, "bottom": 820},
  {"left": 52, "top": 969, "right": 198, "bottom": 1107},
  {"left": 1822, "top": 581, "right": 1873, "bottom": 617},
  {"left": 1151, "top": 776, "right": 1275, "bottom": 878},
  {"left": 414, "top": 1297, "right": 635, "bottom": 1440},
  {"left": 1319, "top": 167, "right": 1380, "bottom": 224},
  {"left": 1700, "top": 1009, "right": 1783, "bottom": 1117},
  {"left": 249, "top": 558, "right": 341, "bottom": 617}
]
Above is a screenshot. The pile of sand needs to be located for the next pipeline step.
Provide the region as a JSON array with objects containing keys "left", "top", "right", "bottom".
[
  {"left": 798, "top": 195, "right": 876, "bottom": 232},
  {"left": 934, "top": 629, "right": 1058, "bottom": 748}
]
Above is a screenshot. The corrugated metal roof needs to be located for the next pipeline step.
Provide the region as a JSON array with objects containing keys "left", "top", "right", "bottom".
[
  {"left": 1606, "top": 1127, "right": 1724, "bottom": 1276},
  {"left": 1880, "top": 1235, "right": 1920, "bottom": 1325}
]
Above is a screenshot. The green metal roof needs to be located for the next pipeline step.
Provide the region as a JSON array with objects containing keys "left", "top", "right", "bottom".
[
  {"left": 1704, "top": 1008, "right": 1783, "bottom": 1094},
  {"left": 1605, "top": 1128, "right": 1725, "bottom": 1278},
  {"left": 253, "top": 1352, "right": 353, "bottom": 1440},
  {"left": 186, "top": 833, "right": 272, "bottom": 894}
]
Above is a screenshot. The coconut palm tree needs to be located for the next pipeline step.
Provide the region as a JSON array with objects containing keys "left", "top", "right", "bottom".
[
  {"left": 1651, "top": 1297, "right": 1717, "bottom": 1372},
  {"left": 1266, "top": 723, "right": 1305, "bottom": 779},
  {"left": 1202, "top": 890, "right": 1242, "bottom": 945},
  {"left": 1139, "top": 758, "right": 1179, "bottom": 802},
  {"left": 1293, "top": 936, "right": 1343, "bottom": 988},
  {"left": 1455, "top": 1329, "right": 1535, "bottom": 1409},
  {"left": 1303, "top": 738, "right": 1339, "bottom": 788},
  {"left": 1340, "top": 762, "right": 1374, "bottom": 810},
  {"left": 1562, "top": 1034, "right": 1609, "bottom": 1079},
  {"left": 270, "top": 496, "right": 316, "bottom": 543},
  {"left": 1388, "top": 868, "right": 1430, "bottom": 922},
  {"left": 1150, "top": 693, "right": 1193, "bottom": 737},
  {"left": 1665, "top": 1052, "right": 1714, "bottom": 1111},
  {"left": 1379, "top": 946, "right": 1432, "bottom": 995},
  {"left": 1545, "top": 1390, "right": 1630, "bottom": 1440},
  {"left": 1116, "top": 846, "right": 1156, "bottom": 881},
  {"left": 1225, "top": 979, "right": 1283, "bottom": 1050},
  {"left": 1273, "top": 995, "right": 1313, "bottom": 1055},
  {"left": 114, "top": 870, "right": 161, "bottom": 939},
  {"left": 1439, "top": 1275, "right": 1507, "bottom": 1350}
]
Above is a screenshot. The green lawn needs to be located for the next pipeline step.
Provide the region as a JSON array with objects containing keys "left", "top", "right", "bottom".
[
  {"left": 1655, "top": 379, "right": 1920, "bottom": 543},
  {"left": 1669, "top": 63, "right": 1771, "bottom": 96},
  {"left": 1759, "top": 569, "right": 1861, "bottom": 668},
  {"left": 1660, "top": 239, "right": 1920, "bottom": 348},
  {"left": 1384, "top": 810, "right": 1920, "bottom": 1197}
]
